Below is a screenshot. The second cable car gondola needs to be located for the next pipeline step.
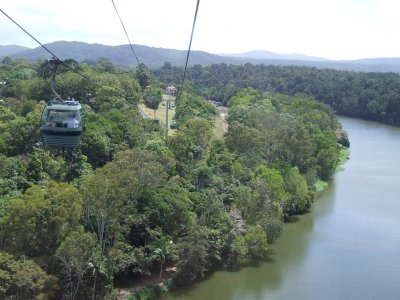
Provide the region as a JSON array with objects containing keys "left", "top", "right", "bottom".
[{"left": 40, "top": 99, "right": 84, "bottom": 148}]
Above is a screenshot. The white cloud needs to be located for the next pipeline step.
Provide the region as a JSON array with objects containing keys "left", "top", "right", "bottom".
[{"left": 1, "top": 0, "right": 400, "bottom": 59}]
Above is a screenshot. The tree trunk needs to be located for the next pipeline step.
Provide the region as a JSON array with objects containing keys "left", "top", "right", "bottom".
[
  {"left": 158, "top": 255, "right": 165, "bottom": 283},
  {"left": 92, "top": 269, "right": 97, "bottom": 300}
]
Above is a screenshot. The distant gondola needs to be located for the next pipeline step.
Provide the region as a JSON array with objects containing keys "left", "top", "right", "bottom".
[{"left": 40, "top": 100, "right": 84, "bottom": 148}]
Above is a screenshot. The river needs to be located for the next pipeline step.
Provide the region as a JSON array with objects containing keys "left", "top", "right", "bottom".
[{"left": 162, "top": 116, "right": 400, "bottom": 300}]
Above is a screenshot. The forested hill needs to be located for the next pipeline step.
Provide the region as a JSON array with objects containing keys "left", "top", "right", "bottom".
[
  {"left": 3, "top": 40, "right": 400, "bottom": 72},
  {"left": 0, "top": 57, "right": 347, "bottom": 298},
  {"left": 0, "top": 45, "right": 30, "bottom": 58},
  {"left": 153, "top": 63, "right": 400, "bottom": 126},
  {"left": 6, "top": 41, "right": 226, "bottom": 68}
]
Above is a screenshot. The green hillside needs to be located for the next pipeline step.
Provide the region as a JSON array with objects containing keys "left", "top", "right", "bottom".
[
  {"left": 3, "top": 40, "right": 400, "bottom": 72},
  {"left": 0, "top": 56, "right": 347, "bottom": 299}
]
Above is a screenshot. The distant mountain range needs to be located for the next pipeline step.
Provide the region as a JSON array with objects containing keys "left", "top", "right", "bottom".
[
  {"left": 223, "top": 50, "right": 329, "bottom": 62},
  {"left": 2, "top": 41, "right": 400, "bottom": 73},
  {"left": 0, "top": 45, "right": 30, "bottom": 58}
]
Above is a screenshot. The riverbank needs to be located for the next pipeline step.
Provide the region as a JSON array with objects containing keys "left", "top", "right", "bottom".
[
  {"left": 116, "top": 145, "right": 351, "bottom": 300},
  {"left": 116, "top": 107, "right": 349, "bottom": 300},
  {"left": 315, "top": 147, "right": 350, "bottom": 193},
  {"left": 157, "top": 116, "right": 400, "bottom": 300},
  {"left": 116, "top": 269, "right": 176, "bottom": 299}
]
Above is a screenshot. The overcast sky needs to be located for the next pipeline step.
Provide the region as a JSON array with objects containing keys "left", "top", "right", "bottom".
[{"left": 1, "top": 0, "right": 400, "bottom": 60}]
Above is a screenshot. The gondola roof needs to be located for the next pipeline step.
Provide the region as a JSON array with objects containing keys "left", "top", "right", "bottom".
[{"left": 45, "top": 100, "right": 82, "bottom": 110}]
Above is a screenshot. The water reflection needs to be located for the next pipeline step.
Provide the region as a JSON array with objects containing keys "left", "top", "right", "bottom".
[
  {"left": 163, "top": 117, "right": 400, "bottom": 300},
  {"left": 164, "top": 184, "right": 337, "bottom": 300}
]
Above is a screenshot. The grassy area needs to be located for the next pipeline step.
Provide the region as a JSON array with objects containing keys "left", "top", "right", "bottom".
[
  {"left": 139, "top": 99, "right": 176, "bottom": 135},
  {"left": 315, "top": 179, "right": 329, "bottom": 193},
  {"left": 213, "top": 113, "right": 225, "bottom": 139},
  {"left": 212, "top": 105, "right": 229, "bottom": 139},
  {"left": 141, "top": 97, "right": 228, "bottom": 139},
  {"left": 315, "top": 147, "right": 350, "bottom": 193},
  {"left": 139, "top": 103, "right": 175, "bottom": 124},
  {"left": 336, "top": 147, "right": 350, "bottom": 172}
]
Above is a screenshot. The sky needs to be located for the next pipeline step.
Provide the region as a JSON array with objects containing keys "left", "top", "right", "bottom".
[{"left": 1, "top": 0, "right": 400, "bottom": 60}]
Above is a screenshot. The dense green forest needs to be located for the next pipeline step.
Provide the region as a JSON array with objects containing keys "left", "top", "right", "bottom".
[
  {"left": 153, "top": 63, "right": 400, "bottom": 125},
  {"left": 0, "top": 57, "right": 346, "bottom": 299}
]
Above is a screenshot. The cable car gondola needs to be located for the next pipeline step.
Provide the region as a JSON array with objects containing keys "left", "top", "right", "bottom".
[
  {"left": 40, "top": 99, "right": 84, "bottom": 148},
  {"left": 40, "top": 58, "right": 85, "bottom": 148}
]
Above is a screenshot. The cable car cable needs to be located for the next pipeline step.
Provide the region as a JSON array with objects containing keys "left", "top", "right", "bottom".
[
  {"left": 0, "top": 8, "right": 60, "bottom": 60},
  {"left": 1, "top": 9, "right": 102, "bottom": 90},
  {"left": 110, "top": 0, "right": 140, "bottom": 66},
  {"left": 49, "top": 58, "right": 63, "bottom": 101},
  {"left": 180, "top": 0, "right": 200, "bottom": 95},
  {"left": 1, "top": 9, "right": 90, "bottom": 148}
]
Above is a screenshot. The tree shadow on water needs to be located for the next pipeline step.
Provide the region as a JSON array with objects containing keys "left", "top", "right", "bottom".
[{"left": 285, "top": 215, "right": 301, "bottom": 223}]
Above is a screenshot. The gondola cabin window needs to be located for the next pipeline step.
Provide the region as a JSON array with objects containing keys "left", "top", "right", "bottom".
[{"left": 43, "top": 110, "right": 81, "bottom": 128}]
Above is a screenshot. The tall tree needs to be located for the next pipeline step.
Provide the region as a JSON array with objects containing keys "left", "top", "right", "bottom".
[
  {"left": 143, "top": 85, "right": 162, "bottom": 116},
  {"left": 1, "top": 182, "right": 83, "bottom": 257},
  {"left": 136, "top": 63, "right": 152, "bottom": 91}
]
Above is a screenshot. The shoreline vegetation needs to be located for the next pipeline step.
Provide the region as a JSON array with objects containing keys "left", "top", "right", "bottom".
[
  {"left": 116, "top": 109, "right": 352, "bottom": 300},
  {"left": 0, "top": 58, "right": 354, "bottom": 299},
  {"left": 315, "top": 146, "right": 350, "bottom": 194},
  {"left": 116, "top": 151, "right": 352, "bottom": 300},
  {"left": 117, "top": 149, "right": 352, "bottom": 300}
]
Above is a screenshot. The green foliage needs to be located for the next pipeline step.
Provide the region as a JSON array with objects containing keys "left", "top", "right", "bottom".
[
  {"left": 26, "top": 158, "right": 42, "bottom": 183},
  {"left": 207, "top": 139, "right": 233, "bottom": 174},
  {"left": 145, "top": 139, "right": 174, "bottom": 157},
  {"left": 174, "top": 91, "right": 216, "bottom": 125},
  {"left": 81, "top": 107, "right": 148, "bottom": 167},
  {"left": 255, "top": 165, "right": 289, "bottom": 206},
  {"left": 56, "top": 228, "right": 104, "bottom": 299},
  {"left": 0, "top": 103, "right": 43, "bottom": 156},
  {"left": 97, "top": 58, "right": 115, "bottom": 73},
  {"left": 175, "top": 223, "right": 211, "bottom": 286},
  {"left": 128, "top": 280, "right": 174, "bottom": 300},
  {"left": 0, "top": 251, "right": 57, "bottom": 299},
  {"left": 250, "top": 177, "right": 284, "bottom": 242},
  {"left": 284, "top": 167, "right": 313, "bottom": 216},
  {"left": 143, "top": 85, "right": 163, "bottom": 111},
  {"left": 0, "top": 57, "right": 349, "bottom": 297},
  {"left": 136, "top": 63, "right": 152, "bottom": 90},
  {"left": 91, "top": 85, "right": 126, "bottom": 112},
  {"left": 0, "top": 106, "right": 17, "bottom": 123},
  {"left": 81, "top": 148, "right": 168, "bottom": 250},
  {"left": 167, "top": 117, "right": 213, "bottom": 173},
  {"left": 1, "top": 182, "right": 83, "bottom": 257},
  {"left": 142, "top": 187, "right": 193, "bottom": 236},
  {"left": 0, "top": 180, "right": 21, "bottom": 217},
  {"left": 155, "top": 62, "right": 400, "bottom": 125},
  {"left": 236, "top": 225, "right": 269, "bottom": 260}
]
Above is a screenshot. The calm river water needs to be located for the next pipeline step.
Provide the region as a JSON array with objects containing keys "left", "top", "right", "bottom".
[{"left": 163, "top": 117, "right": 400, "bottom": 300}]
